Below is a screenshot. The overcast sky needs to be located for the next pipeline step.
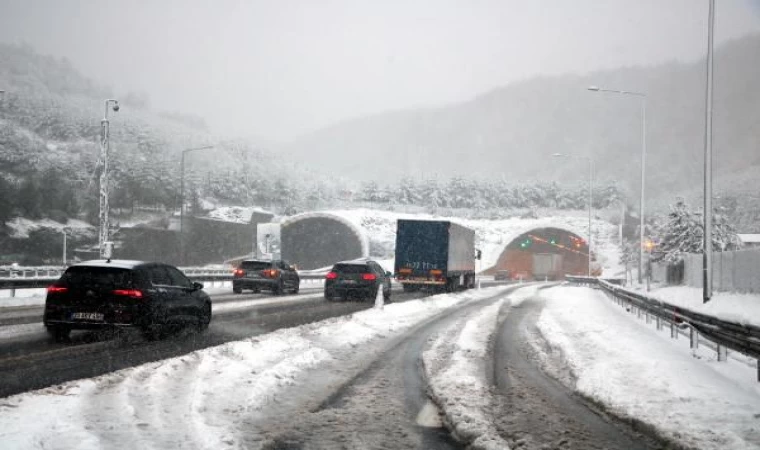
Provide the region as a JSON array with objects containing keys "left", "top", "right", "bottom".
[{"left": 2, "top": 0, "right": 760, "bottom": 141}]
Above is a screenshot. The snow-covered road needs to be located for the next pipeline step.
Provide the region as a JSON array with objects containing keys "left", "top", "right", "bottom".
[
  {"left": 0, "top": 287, "right": 514, "bottom": 449},
  {"left": 2, "top": 284, "right": 757, "bottom": 450},
  {"left": 537, "top": 286, "right": 760, "bottom": 450}
]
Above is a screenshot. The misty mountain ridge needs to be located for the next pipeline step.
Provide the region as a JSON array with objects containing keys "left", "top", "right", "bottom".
[{"left": 284, "top": 34, "right": 760, "bottom": 207}]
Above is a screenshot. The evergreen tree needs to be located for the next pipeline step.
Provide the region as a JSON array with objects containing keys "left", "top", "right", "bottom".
[
  {"left": 17, "top": 178, "right": 42, "bottom": 219},
  {"left": 0, "top": 177, "right": 15, "bottom": 225},
  {"left": 652, "top": 199, "right": 741, "bottom": 263}
]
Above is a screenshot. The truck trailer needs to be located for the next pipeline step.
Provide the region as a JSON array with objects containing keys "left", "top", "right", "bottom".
[{"left": 394, "top": 219, "right": 478, "bottom": 292}]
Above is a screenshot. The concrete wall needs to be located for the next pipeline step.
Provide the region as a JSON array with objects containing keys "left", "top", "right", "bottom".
[
  {"left": 681, "top": 248, "right": 760, "bottom": 293},
  {"left": 115, "top": 213, "right": 273, "bottom": 266}
]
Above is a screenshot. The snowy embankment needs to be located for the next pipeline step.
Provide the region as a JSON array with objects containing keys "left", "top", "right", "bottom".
[
  {"left": 536, "top": 286, "right": 760, "bottom": 450},
  {"left": 0, "top": 287, "right": 508, "bottom": 450},
  {"left": 422, "top": 285, "right": 540, "bottom": 450},
  {"left": 627, "top": 284, "right": 760, "bottom": 328}
]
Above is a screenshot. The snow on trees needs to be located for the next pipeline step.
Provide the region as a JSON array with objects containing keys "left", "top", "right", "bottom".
[{"left": 651, "top": 199, "right": 741, "bottom": 263}]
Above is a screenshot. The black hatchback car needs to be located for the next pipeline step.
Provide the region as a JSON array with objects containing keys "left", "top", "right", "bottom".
[
  {"left": 324, "top": 260, "right": 392, "bottom": 302},
  {"left": 43, "top": 260, "right": 212, "bottom": 341},
  {"left": 232, "top": 259, "right": 300, "bottom": 295}
]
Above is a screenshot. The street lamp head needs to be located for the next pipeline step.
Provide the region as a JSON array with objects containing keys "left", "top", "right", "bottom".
[
  {"left": 587, "top": 86, "right": 600, "bottom": 92},
  {"left": 112, "top": 101, "right": 120, "bottom": 112}
]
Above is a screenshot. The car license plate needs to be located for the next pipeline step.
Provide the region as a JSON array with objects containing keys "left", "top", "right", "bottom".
[
  {"left": 71, "top": 312, "right": 104, "bottom": 321},
  {"left": 341, "top": 280, "right": 356, "bottom": 284}
]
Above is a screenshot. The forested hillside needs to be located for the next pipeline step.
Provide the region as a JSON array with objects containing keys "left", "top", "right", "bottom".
[{"left": 286, "top": 34, "right": 760, "bottom": 208}]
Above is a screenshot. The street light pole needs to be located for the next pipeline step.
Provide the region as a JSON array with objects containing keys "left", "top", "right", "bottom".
[
  {"left": 62, "top": 229, "right": 68, "bottom": 267},
  {"left": 180, "top": 145, "right": 214, "bottom": 264},
  {"left": 98, "top": 99, "right": 119, "bottom": 258},
  {"left": 553, "top": 153, "right": 594, "bottom": 276},
  {"left": 588, "top": 86, "right": 647, "bottom": 284},
  {"left": 703, "top": 0, "right": 716, "bottom": 303}
]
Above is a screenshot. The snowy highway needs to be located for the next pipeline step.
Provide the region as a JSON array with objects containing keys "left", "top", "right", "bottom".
[
  {"left": 2, "top": 284, "right": 760, "bottom": 449},
  {"left": 0, "top": 285, "right": 438, "bottom": 398}
]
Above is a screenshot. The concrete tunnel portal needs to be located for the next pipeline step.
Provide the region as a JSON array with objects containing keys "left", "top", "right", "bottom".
[
  {"left": 488, "top": 227, "right": 592, "bottom": 280},
  {"left": 280, "top": 213, "right": 369, "bottom": 270}
]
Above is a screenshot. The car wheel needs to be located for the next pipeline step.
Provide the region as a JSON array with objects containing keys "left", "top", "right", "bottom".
[
  {"left": 274, "top": 280, "right": 285, "bottom": 295},
  {"left": 233, "top": 286, "right": 243, "bottom": 294},
  {"left": 293, "top": 281, "right": 300, "bottom": 294},
  {"left": 46, "top": 326, "right": 71, "bottom": 342},
  {"left": 383, "top": 290, "right": 391, "bottom": 303},
  {"left": 197, "top": 303, "right": 211, "bottom": 331}
]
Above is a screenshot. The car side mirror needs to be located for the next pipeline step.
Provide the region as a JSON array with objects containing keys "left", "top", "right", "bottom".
[
  {"left": 385, "top": 271, "right": 392, "bottom": 277},
  {"left": 193, "top": 282, "right": 204, "bottom": 291}
]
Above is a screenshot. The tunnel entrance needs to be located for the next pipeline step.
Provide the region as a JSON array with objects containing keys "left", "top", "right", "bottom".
[
  {"left": 488, "top": 227, "right": 591, "bottom": 280},
  {"left": 280, "top": 213, "right": 367, "bottom": 270}
]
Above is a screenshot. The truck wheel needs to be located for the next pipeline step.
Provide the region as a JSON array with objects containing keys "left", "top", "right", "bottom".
[{"left": 233, "top": 286, "right": 242, "bottom": 294}]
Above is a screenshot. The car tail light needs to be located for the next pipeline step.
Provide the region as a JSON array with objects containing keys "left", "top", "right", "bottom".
[
  {"left": 47, "top": 285, "right": 68, "bottom": 294},
  {"left": 112, "top": 289, "right": 144, "bottom": 299},
  {"left": 326, "top": 271, "right": 338, "bottom": 280},
  {"left": 233, "top": 268, "right": 244, "bottom": 278},
  {"left": 262, "top": 269, "right": 280, "bottom": 278},
  {"left": 362, "top": 273, "right": 377, "bottom": 281}
]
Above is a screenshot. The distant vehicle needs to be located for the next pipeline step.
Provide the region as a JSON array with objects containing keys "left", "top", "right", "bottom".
[
  {"left": 532, "top": 253, "right": 563, "bottom": 280},
  {"left": 43, "top": 260, "right": 212, "bottom": 341},
  {"left": 324, "top": 260, "right": 391, "bottom": 302},
  {"left": 494, "top": 270, "right": 511, "bottom": 281},
  {"left": 394, "top": 219, "right": 479, "bottom": 292},
  {"left": 233, "top": 259, "right": 300, "bottom": 295}
]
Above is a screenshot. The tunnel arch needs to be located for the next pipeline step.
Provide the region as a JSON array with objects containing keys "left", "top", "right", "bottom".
[
  {"left": 280, "top": 212, "right": 370, "bottom": 270},
  {"left": 487, "top": 227, "right": 592, "bottom": 280}
]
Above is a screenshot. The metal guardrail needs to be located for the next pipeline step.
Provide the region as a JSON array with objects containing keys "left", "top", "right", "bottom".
[
  {"left": 0, "top": 271, "right": 327, "bottom": 297},
  {"left": 565, "top": 275, "right": 760, "bottom": 381}
]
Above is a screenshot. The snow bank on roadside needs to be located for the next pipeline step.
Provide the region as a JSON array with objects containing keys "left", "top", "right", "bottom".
[
  {"left": 536, "top": 286, "right": 760, "bottom": 450},
  {"left": 0, "top": 287, "right": 508, "bottom": 450},
  {"left": 422, "top": 288, "right": 532, "bottom": 450},
  {"left": 628, "top": 284, "right": 760, "bottom": 328}
]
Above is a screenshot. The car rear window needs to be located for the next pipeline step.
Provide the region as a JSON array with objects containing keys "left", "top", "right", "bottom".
[
  {"left": 241, "top": 261, "right": 273, "bottom": 270},
  {"left": 62, "top": 266, "right": 134, "bottom": 288},
  {"left": 333, "top": 264, "right": 369, "bottom": 274}
]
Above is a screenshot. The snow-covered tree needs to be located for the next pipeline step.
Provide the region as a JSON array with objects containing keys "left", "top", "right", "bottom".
[{"left": 651, "top": 199, "right": 741, "bottom": 263}]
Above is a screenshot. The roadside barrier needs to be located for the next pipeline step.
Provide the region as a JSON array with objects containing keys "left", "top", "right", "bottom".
[{"left": 565, "top": 275, "right": 760, "bottom": 382}]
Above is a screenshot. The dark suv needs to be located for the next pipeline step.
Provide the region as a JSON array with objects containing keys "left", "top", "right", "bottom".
[
  {"left": 233, "top": 259, "right": 300, "bottom": 295},
  {"left": 43, "top": 260, "right": 212, "bottom": 341},
  {"left": 324, "top": 260, "right": 391, "bottom": 302}
]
